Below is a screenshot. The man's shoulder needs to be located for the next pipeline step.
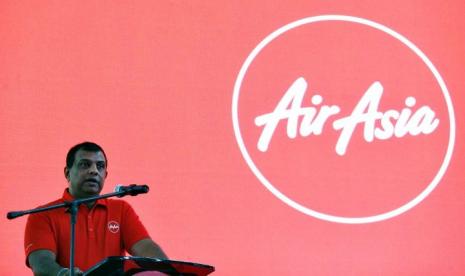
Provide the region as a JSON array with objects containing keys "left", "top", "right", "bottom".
[
  {"left": 34, "top": 189, "right": 69, "bottom": 208},
  {"left": 27, "top": 197, "right": 68, "bottom": 222},
  {"left": 105, "top": 198, "right": 132, "bottom": 209},
  {"left": 38, "top": 197, "right": 66, "bottom": 208}
]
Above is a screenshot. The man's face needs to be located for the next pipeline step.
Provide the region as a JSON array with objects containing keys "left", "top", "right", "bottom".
[{"left": 65, "top": 149, "right": 107, "bottom": 199}]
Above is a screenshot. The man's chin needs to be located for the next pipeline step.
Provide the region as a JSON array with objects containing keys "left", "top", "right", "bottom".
[
  {"left": 85, "top": 187, "right": 101, "bottom": 193},
  {"left": 83, "top": 190, "right": 100, "bottom": 196},
  {"left": 81, "top": 186, "right": 102, "bottom": 196}
]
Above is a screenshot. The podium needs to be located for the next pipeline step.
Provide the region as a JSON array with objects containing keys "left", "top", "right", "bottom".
[{"left": 84, "top": 256, "right": 215, "bottom": 276}]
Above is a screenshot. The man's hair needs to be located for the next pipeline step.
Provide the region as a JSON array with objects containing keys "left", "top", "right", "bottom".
[{"left": 66, "top": 141, "right": 108, "bottom": 169}]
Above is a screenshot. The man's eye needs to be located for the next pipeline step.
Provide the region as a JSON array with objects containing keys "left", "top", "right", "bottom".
[
  {"left": 97, "top": 163, "right": 106, "bottom": 170},
  {"left": 78, "top": 162, "right": 90, "bottom": 169}
]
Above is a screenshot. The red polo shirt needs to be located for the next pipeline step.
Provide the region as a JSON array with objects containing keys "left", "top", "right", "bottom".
[{"left": 24, "top": 189, "right": 150, "bottom": 271}]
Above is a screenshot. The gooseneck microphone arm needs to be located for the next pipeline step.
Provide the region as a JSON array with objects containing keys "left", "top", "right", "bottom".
[
  {"left": 7, "top": 190, "right": 125, "bottom": 219},
  {"left": 6, "top": 184, "right": 149, "bottom": 276},
  {"left": 6, "top": 184, "right": 149, "bottom": 219}
]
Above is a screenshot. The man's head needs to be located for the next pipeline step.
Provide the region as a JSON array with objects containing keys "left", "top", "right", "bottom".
[{"left": 64, "top": 142, "right": 108, "bottom": 199}]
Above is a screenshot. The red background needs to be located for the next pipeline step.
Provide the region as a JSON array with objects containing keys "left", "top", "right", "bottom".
[{"left": 1, "top": 1, "right": 464, "bottom": 275}]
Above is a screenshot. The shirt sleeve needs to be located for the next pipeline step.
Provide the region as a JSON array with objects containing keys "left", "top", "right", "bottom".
[
  {"left": 120, "top": 201, "right": 151, "bottom": 252},
  {"left": 24, "top": 212, "right": 57, "bottom": 267}
]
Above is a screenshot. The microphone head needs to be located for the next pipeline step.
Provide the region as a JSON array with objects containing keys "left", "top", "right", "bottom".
[
  {"left": 114, "top": 184, "right": 149, "bottom": 197},
  {"left": 129, "top": 184, "right": 149, "bottom": 195},
  {"left": 139, "top": 184, "right": 149, "bottom": 193}
]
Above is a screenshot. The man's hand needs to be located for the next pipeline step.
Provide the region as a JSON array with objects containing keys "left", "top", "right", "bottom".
[
  {"left": 57, "top": 267, "right": 84, "bottom": 276},
  {"left": 28, "top": 249, "right": 83, "bottom": 276},
  {"left": 130, "top": 238, "right": 168, "bottom": 259}
]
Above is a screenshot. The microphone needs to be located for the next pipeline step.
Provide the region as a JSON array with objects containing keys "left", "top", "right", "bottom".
[{"left": 114, "top": 184, "right": 149, "bottom": 197}]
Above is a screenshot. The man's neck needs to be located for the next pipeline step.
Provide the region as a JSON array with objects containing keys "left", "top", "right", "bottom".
[{"left": 68, "top": 190, "right": 98, "bottom": 209}]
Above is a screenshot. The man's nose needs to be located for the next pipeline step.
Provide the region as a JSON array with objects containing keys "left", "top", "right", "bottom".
[{"left": 88, "top": 163, "right": 99, "bottom": 174}]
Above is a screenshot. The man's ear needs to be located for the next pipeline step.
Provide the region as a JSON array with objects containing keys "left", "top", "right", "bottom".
[{"left": 64, "top": 167, "right": 70, "bottom": 181}]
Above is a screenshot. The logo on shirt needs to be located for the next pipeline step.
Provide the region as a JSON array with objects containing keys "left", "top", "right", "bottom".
[
  {"left": 232, "top": 15, "right": 455, "bottom": 224},
  {"left": 108, "top": 221, "right": 120, "bottom": 233}
]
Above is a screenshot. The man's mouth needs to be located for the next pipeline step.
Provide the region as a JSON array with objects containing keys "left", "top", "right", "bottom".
[{"left": 84, "top": 179, "right": 100, "bottom": 186}]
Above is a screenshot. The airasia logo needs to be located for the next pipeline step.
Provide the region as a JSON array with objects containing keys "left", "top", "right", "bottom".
[
  {"left": 256, "top": 78, "right": 439, "bottom": 155},
  {"left": 232, "top": 15, "right": 455, "bottom": 224},
  {"left": 108, "top": 221, "right": 120, "bottom": 233}
]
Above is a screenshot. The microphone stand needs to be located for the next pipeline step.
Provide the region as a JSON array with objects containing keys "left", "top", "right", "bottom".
[{"left": 7, "top": 189, "right": 135, "bottom": 276}]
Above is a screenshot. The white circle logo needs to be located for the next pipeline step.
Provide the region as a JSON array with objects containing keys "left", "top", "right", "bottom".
[
  {"left": 108, "top": 221, "right": 120, "bottom": 233},
  {"left": 232, "top": 15, "right": 455, "bottom": 224}
]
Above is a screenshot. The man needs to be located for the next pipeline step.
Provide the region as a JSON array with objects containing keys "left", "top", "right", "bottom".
[{"left": 24, "top": 142, "right": 167, "bottom": 276}]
